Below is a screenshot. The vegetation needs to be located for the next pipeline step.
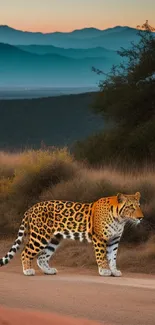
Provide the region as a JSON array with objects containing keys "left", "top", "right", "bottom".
[{"left": 74, "top": 21, "right": 155, "bottom": 165}]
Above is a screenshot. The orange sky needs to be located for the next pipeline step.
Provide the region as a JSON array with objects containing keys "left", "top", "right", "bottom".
[{"left": 0, "top": 0, "right": 155, "bottom": 33}]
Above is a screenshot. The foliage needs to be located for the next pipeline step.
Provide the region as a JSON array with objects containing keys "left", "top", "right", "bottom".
[
  {"left": 74, "top": 21, "right": 155, "bottom": 165},
  {"left": 93, "top": 20, "right": 155, "bottom": 127}
]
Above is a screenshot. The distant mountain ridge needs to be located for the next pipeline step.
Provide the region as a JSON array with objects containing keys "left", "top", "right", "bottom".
[
  {"left": 0, "top": 43, "right": 122, "bottom": 87},
  {"left": 1, "top": 24, "right": 153, "bottom": 89},
  {"left": 0, "top": 24, "right": 141, "bottom": 49},
  {"left": 18, "top": 44, "right": 118, "bottom": 59},
  {"left": 0, "top": 24, "right": 131, "bottom": 36}
]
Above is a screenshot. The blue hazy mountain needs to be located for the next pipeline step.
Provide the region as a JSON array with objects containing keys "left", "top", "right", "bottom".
[
  {"left": 68, "top": 27, "right": 104, "bottom": 39},
  {"left": 18, "top": 44, "right": 117, "bottom": 59},
  {"left": 0, "top": 43, "right": 122, "bottom": 87},
  {"left": 0, "top": 25, "right": 141, "bottom": 50},
  {"left": 0, "top": 25, "right": 144, "bottom": 89}
]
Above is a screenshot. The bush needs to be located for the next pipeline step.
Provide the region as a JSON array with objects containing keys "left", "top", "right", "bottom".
[{"left": 0, "top": 148, "right": 79, "bottom": 234}]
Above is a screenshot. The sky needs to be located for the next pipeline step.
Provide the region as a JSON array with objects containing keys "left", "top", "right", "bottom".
[{"left": 0, "top": 0, "right": 155, "bottom": 33}]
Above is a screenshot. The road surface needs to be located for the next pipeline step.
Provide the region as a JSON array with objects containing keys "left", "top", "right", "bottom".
[{"left": 0, "top": 263, "right": 155, "bottom": 325}]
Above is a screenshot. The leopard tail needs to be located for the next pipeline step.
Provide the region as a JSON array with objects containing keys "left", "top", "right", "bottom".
[{"left": 0, "top": 214, "right": 28, "bottom": 267}]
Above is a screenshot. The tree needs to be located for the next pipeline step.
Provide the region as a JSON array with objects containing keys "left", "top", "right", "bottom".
[
  {"left": 74, "top": 21, "right": 155, "bottom": 165},
  {"left": 92, "top": 20, "right": 155, "bottom": 129}
]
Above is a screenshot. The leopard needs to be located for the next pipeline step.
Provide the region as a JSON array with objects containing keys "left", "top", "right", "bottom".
[{"left": 0, "top": 192, "right": 144, "bottom": 277}]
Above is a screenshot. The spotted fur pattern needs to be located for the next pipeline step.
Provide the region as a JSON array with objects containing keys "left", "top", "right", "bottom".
[{"left": 0, "top": 192, "right": 144, "bottom": 277}]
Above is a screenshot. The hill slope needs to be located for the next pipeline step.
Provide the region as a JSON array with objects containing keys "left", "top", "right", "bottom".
[{"left": 0, "top": 93, "right": 103, "bottom": 149}]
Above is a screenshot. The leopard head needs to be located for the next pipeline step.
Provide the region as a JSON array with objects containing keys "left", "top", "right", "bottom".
[{"left": 116, "top": 192, "right": 144, "bottom": 225}]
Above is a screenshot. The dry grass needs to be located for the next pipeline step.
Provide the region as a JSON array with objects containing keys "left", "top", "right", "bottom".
[
  {"left": 0, "top": 148, "right": 155, "bottom": 273},
  {"left": 117, "top": 236, "right": 155, "bottom": 274},
  {"left": 52, "top": 237, "right": 155, "bottom": 274}
]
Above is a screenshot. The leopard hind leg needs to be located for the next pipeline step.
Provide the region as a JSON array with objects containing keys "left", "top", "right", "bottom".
[
  {"left": 21, "top": 235, "right": 51, "bottom": 276},
  {"left": 37, "top": 234, "right": 63, "bottom": 275}
]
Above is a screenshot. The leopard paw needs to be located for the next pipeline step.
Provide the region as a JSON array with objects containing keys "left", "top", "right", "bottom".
[
  {"left": 98, "top": 268, "right": 112, "bottom": 276},
  {"left": 23, "top": 268, "right": 35, "bottom": 276},
  {"left": 44, "top": 267, "right": 57, "bottom": 275},
  {"left": 111, "top": 269, "right": 122, "bottom": 277}
]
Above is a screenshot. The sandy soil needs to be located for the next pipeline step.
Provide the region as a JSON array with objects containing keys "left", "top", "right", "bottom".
[
  {"left": 0, "top": 305, "right": 106, "bottom": 325},
  {"left": 0, "top": 242, "right": 155, "bottom": 325},
  {"left": 0, "top": 264, "right": 155, "bottom": 325}
]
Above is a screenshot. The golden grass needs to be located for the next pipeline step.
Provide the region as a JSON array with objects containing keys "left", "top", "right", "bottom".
[{"left": 52, "top": 237, "right": 155, "bottom": 274}]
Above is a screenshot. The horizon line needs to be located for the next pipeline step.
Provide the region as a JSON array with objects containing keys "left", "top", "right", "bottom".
[{"left": 0, "top": 23, "right": 136, "bottom": 34}]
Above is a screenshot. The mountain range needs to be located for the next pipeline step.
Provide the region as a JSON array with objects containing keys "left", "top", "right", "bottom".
[
  {"left": 0, "top": 24, "right": 152, "bottom": 90},
  {"left": 0, "top": 43, "right": 122, "bottom": 87},
  {"left": 0, "top": 25, "right": 140, "bottom": 49},
  {"left": 17, "top": 44, "right": 117, "bottom": 58}
]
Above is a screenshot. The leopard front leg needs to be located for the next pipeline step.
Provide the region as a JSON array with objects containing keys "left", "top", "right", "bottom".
[
  {"left": 107, "top": 236, "right": 122, "bottom": 277},
  {"left": 92, "top": 234, "right": 111, "bottom": 276}
]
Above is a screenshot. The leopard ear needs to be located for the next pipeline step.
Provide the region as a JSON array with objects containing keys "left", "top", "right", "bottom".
[
  {"left": 117, "top": 193, "right": 126, "bottom": 204},
  {"left": 135, "top": 192, "right": 141, "bottom": 200}
]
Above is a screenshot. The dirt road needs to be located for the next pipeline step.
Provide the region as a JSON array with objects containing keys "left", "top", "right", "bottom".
[{"left": 0, "top": 262, "right": 155, "bottom": 325}]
